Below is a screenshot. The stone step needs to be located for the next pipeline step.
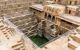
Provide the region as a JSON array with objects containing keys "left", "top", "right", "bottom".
[
  {"left": 68, "top": 40, "right": 80, "bottom": 50},
  {"left": 70, "top": 34, "right": 80, "bottom": 43}
]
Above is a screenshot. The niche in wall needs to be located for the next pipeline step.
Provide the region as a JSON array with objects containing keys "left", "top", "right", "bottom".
[
  {"left": 69, "top": 10, "right": 71, "bottom": 14},
  {"left": 47, "top": 14, "right": 51, "bottom": 20}
]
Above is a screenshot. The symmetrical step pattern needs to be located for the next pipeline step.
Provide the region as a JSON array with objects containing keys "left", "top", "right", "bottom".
[
  {"left": 0, "top": 19, "right": 14, "bottom": 40},
  {"left": 8, "top": 12, "right": 38, "bottom": 36},
  {"left": 0, "top": 0, "right": 37, "bottom": 15},
  {"left": 11, "top": 39, "right": 25, "bottom": 50}
]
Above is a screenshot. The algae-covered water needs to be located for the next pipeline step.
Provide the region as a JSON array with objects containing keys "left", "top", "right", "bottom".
[{"left": 29, "top": 35, "right": 49, "bottom": 47}]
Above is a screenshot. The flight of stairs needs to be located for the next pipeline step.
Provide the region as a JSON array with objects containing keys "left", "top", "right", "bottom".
[
  {"left": 8, "top": 11, "right": 38, "bottom": 36},
  {"left": 68, "top": 33, "right": 80, "bottom": 50}
]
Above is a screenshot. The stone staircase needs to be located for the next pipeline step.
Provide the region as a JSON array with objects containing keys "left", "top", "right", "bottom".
[
  {"left": 68, "top": 33, "right": 80, "bottom": 50},
  {"left": 8, "top": 11, "right": 38, "bottom": 37}
]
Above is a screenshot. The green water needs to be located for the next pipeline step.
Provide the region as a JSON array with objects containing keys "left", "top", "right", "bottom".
[{"left": 29, "top": 35, "right": 49, "bottom": 47}]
